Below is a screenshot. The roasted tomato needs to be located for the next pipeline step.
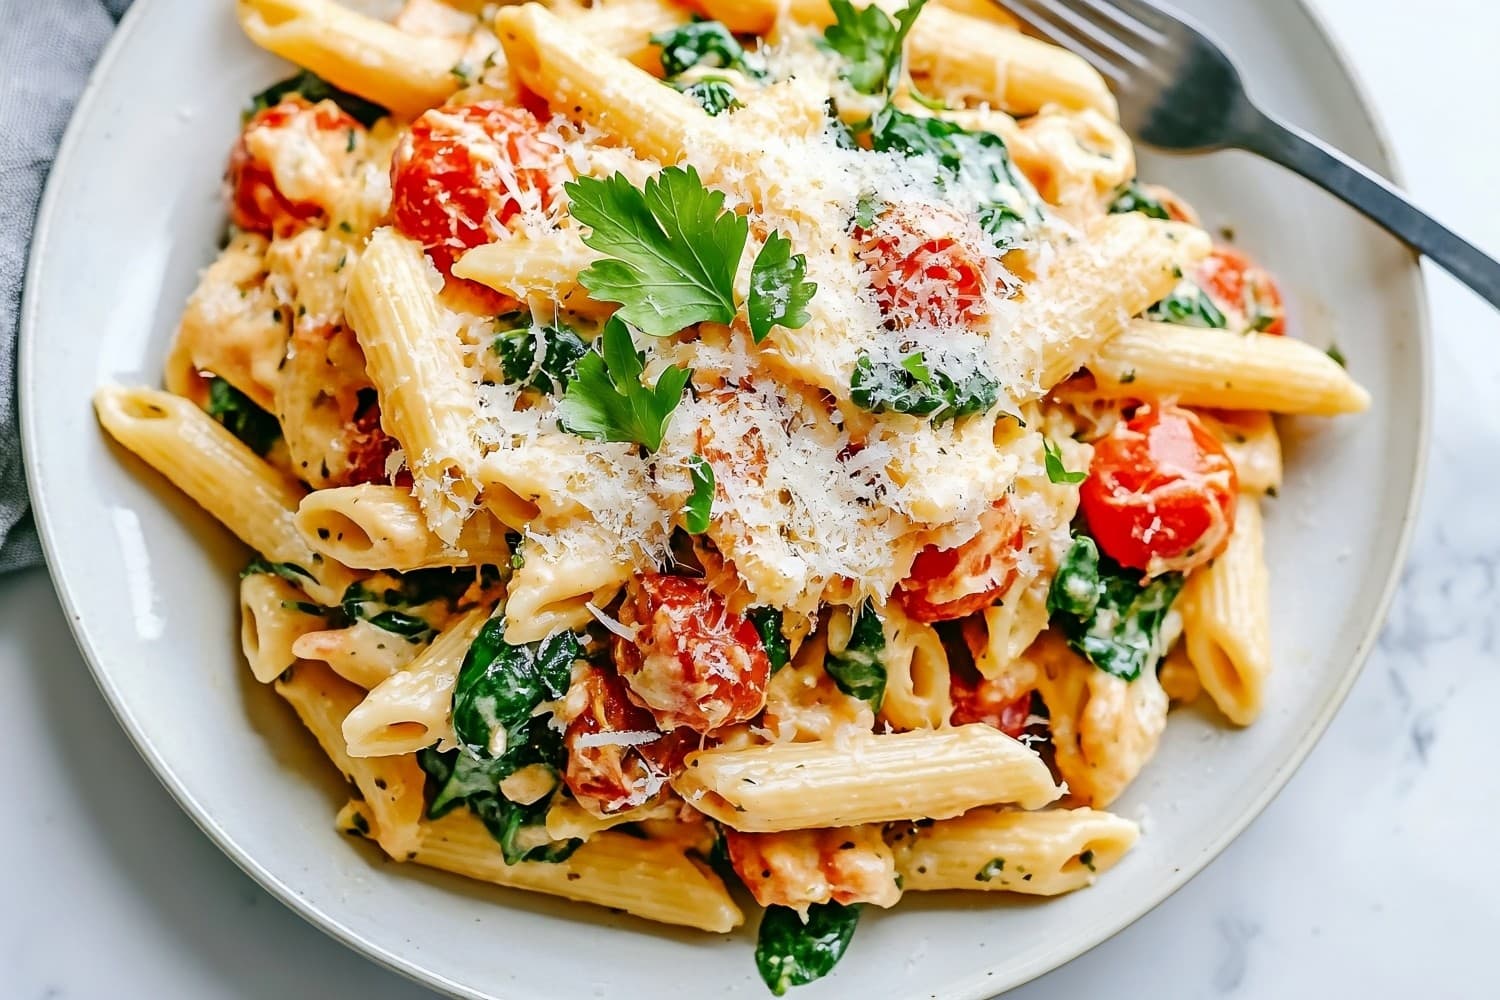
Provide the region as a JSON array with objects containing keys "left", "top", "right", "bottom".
[
  {"left": 561, "top": 664, "right": 692, "bottom": 816},
  {"left": 1080, "top": 404, "right": 1238, "bottom": 575},
  {"left": 1198, "top": 245, "right": 1285, "bottom": 334},
  {"left": 949, "top": 665, "right": 1033, "bottom": 738},
  {"left": 897, "top": 500, "right": 1026, "bottom": 622},
  {"left": 228, "top": 97, "right": 360, "bottom": 237},
  {"left": 389, "top": 102, "right": 564, "bottom": 276},
  {"left": 725, "top": 827, "right": 901, "bottom": 912},
  {"left": 342, "top": 391, "right": 403, "bottom": 488},
  {"left": 612, "top": 574, "right": 771, "bottom": 733},
  {"left": 856, "top": 203, "right": 988, "bottom": 328}
]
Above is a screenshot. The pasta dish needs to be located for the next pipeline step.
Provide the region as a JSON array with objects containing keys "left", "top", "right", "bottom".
[{"left": 92, "top": 0, "right": 1369, "bottom": 992}]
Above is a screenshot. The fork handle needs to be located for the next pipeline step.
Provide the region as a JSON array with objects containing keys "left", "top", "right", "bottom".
[{"left": 1236, "top": 109, "right": 1500, "bottom": 310}]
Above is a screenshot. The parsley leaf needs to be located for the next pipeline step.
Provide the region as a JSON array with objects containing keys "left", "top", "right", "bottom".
[
  {"left": 1046, "top": 534, "right": 1183, "bottom": 681},
  {"left": 1107, "top": 181, "right": 1171, "bottom": 220},
  {"left": 206, "top": 377, "right": 281, "bottom": 456},
  {"left": 556, "top": 317, "right": 693, "bottom": 452},
  {"left": 748, "top": 232, "right": 817, "bottom": 343},
  {"left": 850, "top": 351, "right": 999, "bottom": 425},
  {"left": 823, "top": 0, "right": 929, "bottom": 96},
  {"left": 566, "top": 167, "right": 748, "bottom": 337},
  {"left": 684, "top": 454, "right": 716, "bottom": 533},
  {"left": 246, "top": 70, "right": 387, "bottom": 127},
  {"left": 1043, "top": 438, "right": 1087, "bottom": 484}
]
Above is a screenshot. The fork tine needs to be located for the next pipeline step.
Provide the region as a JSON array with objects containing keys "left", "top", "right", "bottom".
[
  {"left": 1028, "top": 0, "right": 1152, "bottom": 69},
  {"left": 1078, "top": 0, "right": 1174, "bottom": 37},
  {"left": 997, "top": 0, "right": 1136, "bottom": 82}
]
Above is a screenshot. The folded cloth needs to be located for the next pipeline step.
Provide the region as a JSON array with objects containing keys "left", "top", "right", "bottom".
[{"left": 0, "top": 0, "right": 133, "bottom": 572}]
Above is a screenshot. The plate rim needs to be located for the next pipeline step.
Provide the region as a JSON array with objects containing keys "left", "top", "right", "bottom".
[{"left": 17, "top": 1, "right": 1433, "bottom": 997}]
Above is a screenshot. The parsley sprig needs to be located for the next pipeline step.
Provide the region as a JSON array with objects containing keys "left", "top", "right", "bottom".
[
  {"left": 823, "top": 0, "right": 930, "bottom": 96},
  {"left": 565, "top": 166, "right": 815, "bottom": 343},
  {"left": 556, "top": 318, "right": 692, "bottom": 452}
]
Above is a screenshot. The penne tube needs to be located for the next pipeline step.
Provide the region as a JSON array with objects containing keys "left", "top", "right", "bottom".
[
  {"left": 1180, "top": 492, "right": 1271, "bottom": 726},
  {"left": 452, "top": 230, "right": 606, "bottom": 317},
  {"left": 274, "top": 660, "right": 428, "bottom": 859},
  {"left": 345, "top": 228, "right": 484, "bottom": 545},
  {"left": 240, "top": 572, "right": 327, "bottom": 683},
  {"left": 894, "top": 807, "right": 1138, "bottom": 896},
  {"left": 293, "top": 619, "right": 426, "bottom": 690},
  {"left": 875, "top": 602, "right": 954, "bottom": 731},
  {"left": 1086, "top": 320, "right": 1371, "bottom": 415},
  {"left": 298, "top": 484, "right": 512, "bottom": 571},
  {"left": 342, "top": 605, "right": 494, "bottom": 756},
  {"left": 414, "top": 810, "right": 743, "bottom": 932},
  {"left": 502, "top": 523, "right": 632, "bottom": 644},
  {"left": 94, "top": 385, "right": 357, "bottom": 605},
  {"left": 237, "top": 0, "right": 467, "bottom": 119},
  {"left": 544, "top": 795, "right": 680, "bottom": 842},
  {"left": 1020, "top": 215, "right": 1211, "bottom": 393},
  {"left": 673, "top": 724, "right": 1062, "bottom": 832}
]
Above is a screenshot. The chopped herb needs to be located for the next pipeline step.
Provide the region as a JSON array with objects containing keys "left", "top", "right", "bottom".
[
  {"left": 205, "top": 377, "right": 281, "bottom": 455},
  {"left": 246, "top": 70, "right": 388, "bottom": 127},
  {"left": 748, "top": 232, "right": 817, "bottom": 343},
  {"left": 492, "top": 317, "right": 588, "bottom": 394},
  {"left": 1326, "top": 344, "right": 1347, "bottom": 367},
  {"left": 1046, "top": 534, "right": 1184, "bottom": 681},
  {"left": 755, "top": 902, "right": 862, "bottom": 996},
  {"left": 451, "top": 615, "right": 581, "bottom": 762},
  {"left": 1265, "top": 485, "right": 1279, "bottom": 499},
  {"left": 853, "top": 193, "right": 882, "bottom": 230},
  {"left": 822, "top": 0, "right": 929, "bottom": 96},
  {"left": 241, "top": 556, "right": 313, "bottom": 584},
  {"left": 1119, "top": 369, "right": 1137, "bottom": 384},
  {"left": 565, "top": 167, "right": 746, "bottom": 336},
  {"left": 449, "top": 61, "right": 474, "bottom": 85},
  {"left": 1107, "top": 181, "right": 1170, "bottom": 220},
  {"left": 364, "top": 610, "right": 432, "bottom": 637},
  {"left": 975, "top": 857, "right": 1005, "bottom": 882},
  {"left": 651, "top": 20, "right": 766, "bottom": 79},
  {"left": 748, "top": 607, "right": 790, "bottom": 672},
  {"left": 1078, "top": 849, "right": 1096, "bottom": 872},
  {"left": 555, "top": 317, "right": 693, "bottom": 453},
  {"left": 825, "top": 600, "right": 886, "bottom": 710},
  {"left": 350, "top": 811, "right": 370, "bottom": 835},
  {"left": 850, "top": 351, "right": 999, "bottom": 426},
  {"left": 684, "top": 454, "right": 716, "bottom": 534},
  {"left": 1043, "top": 438, "right": 1087, "bottom": 485},
  {"left": 1145, "top": 282, "right": 1227, "bottom": 329}
]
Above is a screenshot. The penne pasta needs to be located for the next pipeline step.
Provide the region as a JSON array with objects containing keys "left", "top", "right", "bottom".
[{"left": 298, "top": 484, "right": 512, "bottom": 571}]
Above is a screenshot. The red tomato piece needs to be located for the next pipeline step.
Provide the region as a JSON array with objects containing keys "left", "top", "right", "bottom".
[
  {"left": 1080, "top": 404, "right": 1238, "bottom": 575},
  {"left": 389, "top": 102, "right": 564, "bottom": 276},
  {"left": 228, "top": 97, "right": 360, "bottom": 237},
  {"left": 612, "top": 574, "right": 771, "bottom": 733},
  {"left": 1198, "top": 245, "right": 1286, "bottom": 334},
  {"left": 949, "top": 664, "right": 1033, "bottom": 738},
  {"left": 342, "top": 393, "right": 402, "bottom": 488},
  {"left": 856, "top": 203, "right": 988, "bottom": 328},
  {"left": 897, "top": 500, "right": 1026, "bottom": 623},
  {"left": 562, "top": 664, "right": 692, "bottom": 816}
]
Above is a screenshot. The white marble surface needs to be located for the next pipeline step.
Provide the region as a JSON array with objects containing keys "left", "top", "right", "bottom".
[{"left": 4, "top": 0, "right": 1499, "bottom": 996}]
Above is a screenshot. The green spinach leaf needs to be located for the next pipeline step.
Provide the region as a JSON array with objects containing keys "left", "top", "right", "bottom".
[
  {"left": 206, "top": 377, "right": 281, "bottom": 456},
  {"left": 1046, "top": 535, "right": 1183, "bottom": 681},
  {"left": 748, "top": 607, "right": 790, "bottom": 673},
  {"left": 1144, "top": 281, "right": 1227, "bottom": 329},
  {"left": 825, "top": 600, "right": 886, "bottom": 710},
  {"left": 451, "top": 616, "right": 581, "bottom": 761},
  {"left": 241, "top": 556, "right": 314, "bottom": 584},
  {"left": 416, "top": 738, "right": 579, "bottom": 864},
  {"left": 651, "top": 20, "right": 766, "bottom": 79},
  {"left": 850, "top": 351, "right": 998, "bottom": 425},
  {"left": 1106, "top": 181, "right": 1170, "bottom": 220},
  {"left": 493, "top": 317, "right": 589, "bottom": 394},
  {"left": 247, "top": 70, "right": 388, "bottom": 127},
  {"left": 679, "top": 77, "right": 744, "bottom": 116},
  {"left": 755, "top": 902, "right": 862, "bottom": 995}
]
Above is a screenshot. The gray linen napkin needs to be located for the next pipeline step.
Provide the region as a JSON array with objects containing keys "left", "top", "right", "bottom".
[{"left": 0, "top": 0, "right": 133, "bottom": 572}]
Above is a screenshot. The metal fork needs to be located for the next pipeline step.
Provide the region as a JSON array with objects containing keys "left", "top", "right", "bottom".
[{"left": 996, "top": 0, "right": 1500, "bottom": 309}]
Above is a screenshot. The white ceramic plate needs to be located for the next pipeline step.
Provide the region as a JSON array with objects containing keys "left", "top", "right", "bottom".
[{"left": 21, "top": 1, "right": 1429, "bottom": 997}]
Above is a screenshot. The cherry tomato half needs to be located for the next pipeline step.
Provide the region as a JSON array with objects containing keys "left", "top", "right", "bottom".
[
  {"left": 897, "top": 500, "right": 1026, "bottom": 623},
  {"left": 562, "top": 664, "right": 691, "bottom": 816},
  {"left": 228, "top": 97, "right": 360, "bottom": 237},
  {"left": 1080, "top": 404, "right": 1238, "bottom": 575},
  {"left": 856, "top": 203, "right": 988, "bottom": 329},
  {"left": 613, "top": 574, "right": 771, "bottom": 733},
  {"left": 949, "top": 669, "right": 1033, "bottom": 737},
  {"left": 390, "top": 102, "right": 563, "bottom": 275},
  {"left": 1198, "top": 245, "right": 1286, "bottom": 335}
]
